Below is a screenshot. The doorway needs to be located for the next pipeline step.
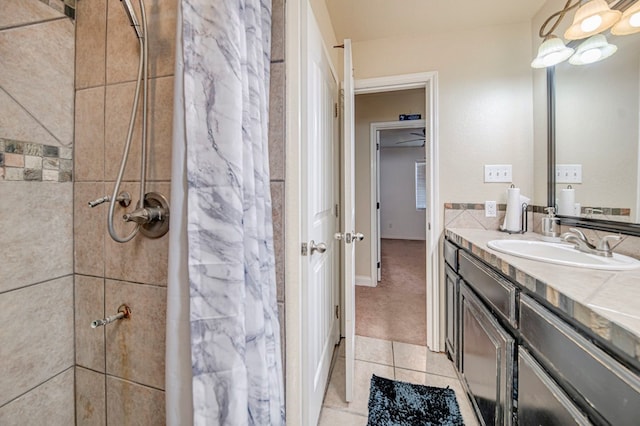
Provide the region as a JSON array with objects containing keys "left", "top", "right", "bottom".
[
  {"left": 365, "top": 122, "right": 428, "bottom": 345},
  {"left": 353, "top": 89, "right": 428, "bottom": 346},
  {"left": 350, "top": 74, "right": 440, "bottom": 352}
]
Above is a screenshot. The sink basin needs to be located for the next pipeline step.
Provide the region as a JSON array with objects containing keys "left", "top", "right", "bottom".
[{"left": 487, "top": 239, "right": 640, "bottom": 271}]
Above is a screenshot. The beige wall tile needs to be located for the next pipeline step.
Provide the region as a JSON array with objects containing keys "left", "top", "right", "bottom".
[
  {"left": 75, "top": 0, "right": 106, "bottom": 89},
  {"left": 0, "top": 0, "right": 64, "bottom": 30},
  {"left": 271, "top": 0, "right": 285, "bottom": 62},
  {"left": 76, "top": 367, "right": 106, "bottom": 426},
  {"left": 74, "top": 182, "right": 106, "bottom": 276},
  {"left": 0, "top": 182, "right": 72, "bottom": 292},
  {"left": 105, "top": 182, "right": 170, "bottom": 285},
  {"left": 0, "top": 19, "right": 74, "bottom": 145},
  {"left": 76, "top": 275, "right": 106, "bottom": 372},
  {"left": 0, "top": 368, "right": 74, "bottom": 425},
  {"left": 106, "top": 0, "right": 176, "bottom": 84},
  {"left": 271, "top": 181, "right": 285, "bottom": 301},
  {"left": 145, "top": 76, "right": 174, "bottom": 182},
  {"left": 269, "top": 62, "right": 285, "bottom": 181},
  {"left": 105, "top": 280, "right": 166, "bottom": 389},
  {"left": 104, "top": 81, "right": 143, "bottom": 181},
  {"left": 106, "top": 376, "right": 165, "bottom": 425},
  {"left": 0, "top": 277, "right": 74, "bottom": 406},
  {"left": 104, "top": 77, "right": 173, "bottom": 182},
  {"left": 0, "top": 90, "right": 59, "bottom": 146},
  {"left": 75, "top": 87, "right": 105, "bottom": 181}
]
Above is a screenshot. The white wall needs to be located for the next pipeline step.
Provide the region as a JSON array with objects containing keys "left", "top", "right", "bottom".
[
  {"left": 354, "top": 89, "right": 425, "bottom": 277},
  {"left": 380, "top": 147, "right": 426, "bottom": 240}
]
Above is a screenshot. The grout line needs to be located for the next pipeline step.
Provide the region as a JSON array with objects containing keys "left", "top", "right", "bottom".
[
  {"left": 0, "top": 273, "right": 74, "bottom": 296},
  {"left": 0, "top": 365, "right": 74, "bottom": 409},
  {"left": 105, "top": 373, "right": 166, "bottom": 393},
  {"left": 0, "top": 16, "right": 67, "bottom": 31}
]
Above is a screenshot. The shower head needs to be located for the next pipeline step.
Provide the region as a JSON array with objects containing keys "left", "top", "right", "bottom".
[{"left": 120, "top": 0, "right": 143, "bottom": 39}]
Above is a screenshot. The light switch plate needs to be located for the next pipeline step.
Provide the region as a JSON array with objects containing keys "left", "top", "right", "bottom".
[
  {"left": 484, "top": 165, "right": 512, "bottom": 183},
  {"left": 556, "top": 164, "right": 582, "bottom": 183}
]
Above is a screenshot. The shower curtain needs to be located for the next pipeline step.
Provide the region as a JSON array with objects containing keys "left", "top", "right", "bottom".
[{"left": 166, "top": 0, "right": 285, "bottom": 424}]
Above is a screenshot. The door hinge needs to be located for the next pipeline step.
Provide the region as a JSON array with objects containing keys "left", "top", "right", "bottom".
[
  {"left": 335, "top": 305, "right": 339, "bottom": 318},
  {"left": 335, "top": 204, "right": 339, "bottom": 217},
  {"left": 377, "top": 143, "right": 380, "bottom": 151},
  {"left": 334, "top": 102, "right": 338, "bottom": 118},
  {"left": 428, "top": 223, "right": 431, "bottom": 231},
  {"left": 377, "top": 262, "right": 381, "bottom": 269},
  {"left": 377, "top": 202, "right": 380, "bottom": 209},
  {"left": 301, "top": 242, "right": 308, "bottom": 256}
]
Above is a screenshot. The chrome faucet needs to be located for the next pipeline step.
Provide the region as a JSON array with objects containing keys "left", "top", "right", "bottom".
[{"left": 561, "top": 228, "right": 621, "bottom": 257}]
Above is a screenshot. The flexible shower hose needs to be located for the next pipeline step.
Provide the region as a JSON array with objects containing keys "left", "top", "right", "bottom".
[{"left": 107, "top": 0, "right": 148, "bottom": 243}]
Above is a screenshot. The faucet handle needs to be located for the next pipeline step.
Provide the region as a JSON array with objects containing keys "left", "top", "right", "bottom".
[{"left": 596, "top": 235, "right": 622, "bottom": 251}]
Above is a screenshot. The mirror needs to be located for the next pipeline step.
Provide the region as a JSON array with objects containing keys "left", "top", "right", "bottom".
[{"left": 550, "top": 27, "right": 640, "bottom": 235}]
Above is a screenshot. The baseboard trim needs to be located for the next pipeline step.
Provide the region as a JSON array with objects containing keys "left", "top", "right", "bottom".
[{"left": 356, "top": 275, "right": 375, "bottom": 287}]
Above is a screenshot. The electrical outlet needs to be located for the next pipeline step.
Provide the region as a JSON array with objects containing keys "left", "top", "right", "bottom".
[
  {"left": 484, "top": 165, "right": 513, "bottom": 183},
  {"left": 556, "top": 164, "right": 582, "bottom": 183},
  {"left": 485, "top": 201, "right": 497, "bottom": 217}
]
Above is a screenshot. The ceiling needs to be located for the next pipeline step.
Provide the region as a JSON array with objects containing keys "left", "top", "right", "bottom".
[
  {"left": 324, "top": 0, "right": 547, "bottom": 43},
  {"left": 380, "top": 127, "right": 425, "bottom": 148}
]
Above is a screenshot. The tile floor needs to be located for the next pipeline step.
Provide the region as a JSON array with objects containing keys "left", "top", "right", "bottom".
[{"left": 319, "top": 335, "right": 479, "bottom": 425}]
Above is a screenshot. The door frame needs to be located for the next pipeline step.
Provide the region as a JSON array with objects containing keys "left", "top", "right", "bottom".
[
  {"left": 354, "top": 73, "right": 441, "bottom": 353},
  {"left": 369, "top": 119, "right": 427, "bottom": 285}
]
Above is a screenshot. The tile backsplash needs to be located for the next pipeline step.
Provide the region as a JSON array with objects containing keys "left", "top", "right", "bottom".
[{"left": 445, "top": 203, "right": 640, "bottom": 259}]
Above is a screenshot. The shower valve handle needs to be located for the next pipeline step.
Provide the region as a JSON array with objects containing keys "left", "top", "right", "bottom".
[{"left": 123, "top": 206, "right": 165, "bottom": 225}]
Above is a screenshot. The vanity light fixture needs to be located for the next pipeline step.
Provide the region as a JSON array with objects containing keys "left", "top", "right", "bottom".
[
  {"left": 564, "top": 0, "right": 622, "bottom": 39},
  {"left": 611, "top": 1, "right": 640, "bottom": 35},
  {"left": 568, "top": 34, "right": 618, "bottom": 64},
  {"left": 531, "top": 35, "right": 575, "bottom": 68}
]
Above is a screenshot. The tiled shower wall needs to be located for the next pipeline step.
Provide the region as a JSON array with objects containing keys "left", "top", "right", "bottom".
[
  {"left": 73, "top": 0, "right": 287, "bottom": 423},
  {"left": 0, "top": 1, "right": 75, "bottom": 423},
  {"left": 73, "top": 0, "right": 176, "bottom": 423}
]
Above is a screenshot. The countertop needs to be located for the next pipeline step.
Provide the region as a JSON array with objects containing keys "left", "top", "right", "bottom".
[{"left": 445, "top": 228, "right": 640, "bottom": 367}]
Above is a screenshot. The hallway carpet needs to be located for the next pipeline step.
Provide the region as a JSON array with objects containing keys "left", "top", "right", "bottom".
[{"left": 356, "top": 239, "right": 427, "bottom": 346}]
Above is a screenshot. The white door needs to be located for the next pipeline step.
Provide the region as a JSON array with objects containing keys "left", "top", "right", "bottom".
[
  {"left": 302, "top": 7, "right": 340, "bottom": 425},
  {"left": 338, "top": 38, "right": 358, "bottom": 402}
]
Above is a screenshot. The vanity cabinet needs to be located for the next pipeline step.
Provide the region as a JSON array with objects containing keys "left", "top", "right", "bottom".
[
  {"left": 460, "top": 281, "right": 515, "bottom": 426},
  {"left": 445, "top": 236, "right": 640, "bottom": 425},
  {"left": 444, "top": 240, "right": 460, "bottom": 368}
]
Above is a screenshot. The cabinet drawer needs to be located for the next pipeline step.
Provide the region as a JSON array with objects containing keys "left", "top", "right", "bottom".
[
  {"left": 520, "top": 294, "right": 640, "bottom": 425},
  {"left": 518, "top": 348, "right": 591, "bottom": 425},
  {"left": 459, "top": 251, "right": 518, "bottom": 327},
  {"left": 444, "top": 239, "right": 458, "bottom": 270}
]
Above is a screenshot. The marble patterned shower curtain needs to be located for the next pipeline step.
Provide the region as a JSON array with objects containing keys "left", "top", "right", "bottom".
[{"left": 166, "top": 0, "right": 285, "bottom": 424}]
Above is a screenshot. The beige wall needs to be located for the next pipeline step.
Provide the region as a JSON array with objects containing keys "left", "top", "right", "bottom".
[
  {"left": 354, "top": 89, "right": 425, "bottom": 278},
  {"left": 353, "top": 23, "right": 535, "bottom": 209},
  {"left": 0, "top": 0, "right": 75, "bottom": 423}
]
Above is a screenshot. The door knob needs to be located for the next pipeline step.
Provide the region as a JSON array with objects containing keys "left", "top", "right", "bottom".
[
  {"left": 334, "top": 232, "right": 345, "bottom": 241},
  {"left": 353, "top": 232, "right": 365, "bottom": 242},
  {"left": 310, "top": 240, "right": 327, "bottom": 255}
]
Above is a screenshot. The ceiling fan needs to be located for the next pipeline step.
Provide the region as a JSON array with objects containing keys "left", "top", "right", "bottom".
[{"left": 395, "top": 127, "right": 426, "bottom": 147}]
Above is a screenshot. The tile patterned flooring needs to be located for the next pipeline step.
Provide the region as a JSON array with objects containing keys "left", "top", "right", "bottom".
[{"left": 319, "top": 335, "right": 479, "bottom": 425}]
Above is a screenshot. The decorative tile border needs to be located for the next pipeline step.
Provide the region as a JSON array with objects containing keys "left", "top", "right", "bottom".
[{"left": 0, "top": 139, "right": 72, "bottom": 183}]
